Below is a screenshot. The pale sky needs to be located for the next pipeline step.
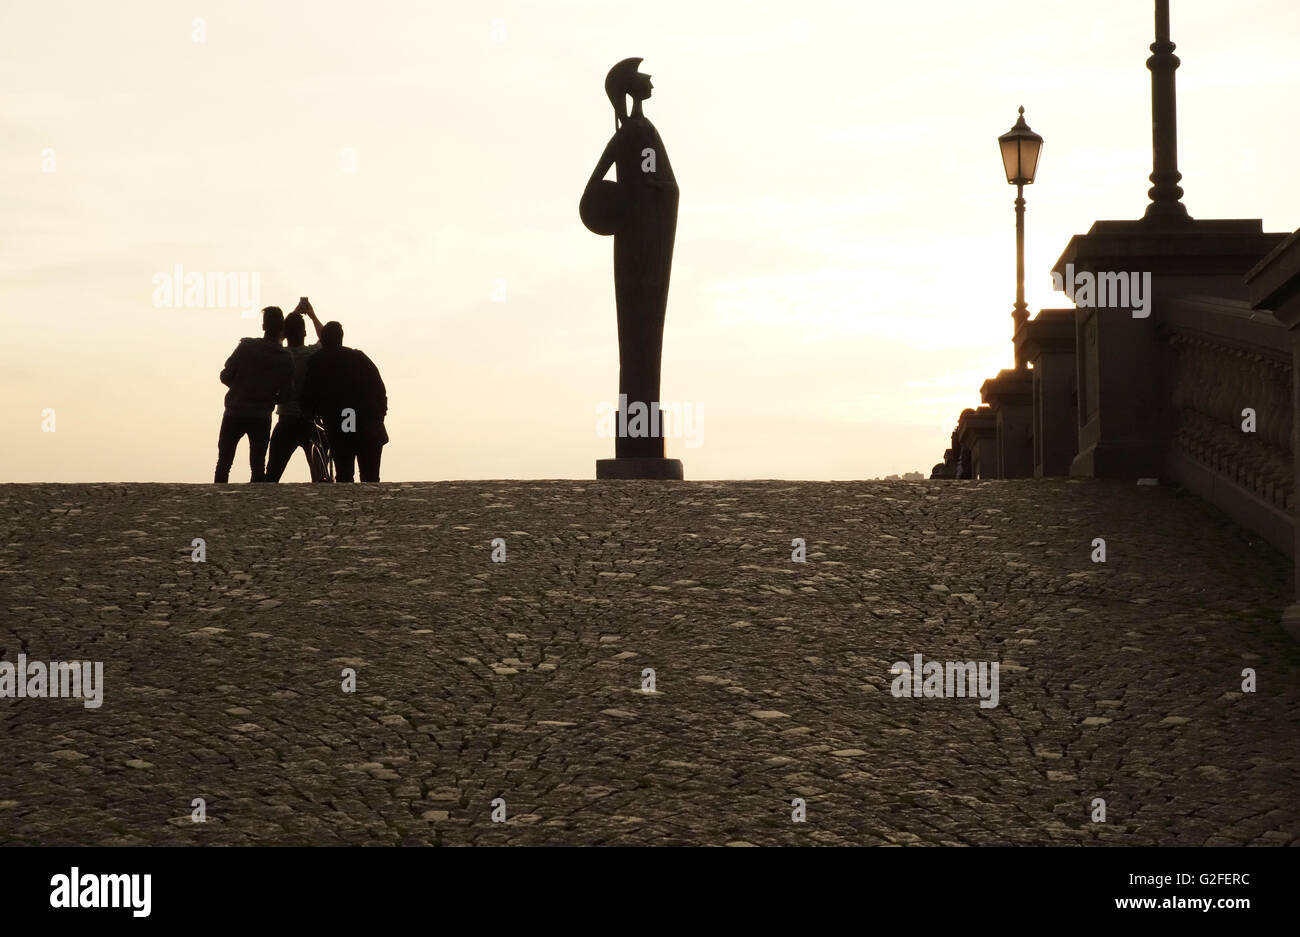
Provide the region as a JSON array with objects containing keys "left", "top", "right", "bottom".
[{"left": 3, "top": 0, "right": 1299, "bottom": 481}]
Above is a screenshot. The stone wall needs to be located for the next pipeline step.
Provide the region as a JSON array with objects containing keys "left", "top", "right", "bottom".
[{"left": 1160, "top": 297, "right": 1293, "bottom": 553}]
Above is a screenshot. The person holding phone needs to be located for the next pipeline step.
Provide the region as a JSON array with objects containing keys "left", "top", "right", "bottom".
[{"left": 265, "top": 297, "right": 327, "bottom": 482}]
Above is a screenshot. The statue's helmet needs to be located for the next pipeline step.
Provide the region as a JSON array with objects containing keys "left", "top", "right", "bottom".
[{"left": 605, "top": 57, "right": 644, "bottom": 126}]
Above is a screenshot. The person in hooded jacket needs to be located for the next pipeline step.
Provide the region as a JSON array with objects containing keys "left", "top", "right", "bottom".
[
  {"left": 300, "top": 320, "right": 389, "bottom": 483},
  {"left": 214, "top": 306, "right": 294, "bottom": 483}
]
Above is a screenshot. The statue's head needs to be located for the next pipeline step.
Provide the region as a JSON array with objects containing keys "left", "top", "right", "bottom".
[{"left": 605, "top": 57, "right": 651, "bottom": 127}]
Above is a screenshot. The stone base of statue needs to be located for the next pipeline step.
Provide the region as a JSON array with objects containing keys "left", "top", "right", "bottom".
[{"left": 596, "top": 457, "right": 684, "bottom": 480}]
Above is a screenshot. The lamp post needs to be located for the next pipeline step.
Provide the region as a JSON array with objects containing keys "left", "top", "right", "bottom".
[
  {"left": 1144, "top": 0, "right": 1190, "bottom": 223},
  {"left": 998, "top": 107, "right": 1044, "bottom": 369}
]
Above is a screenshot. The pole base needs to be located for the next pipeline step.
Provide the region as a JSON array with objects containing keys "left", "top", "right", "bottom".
[{"left": 596, "top": 458, "right": 684, "bottom": 480}]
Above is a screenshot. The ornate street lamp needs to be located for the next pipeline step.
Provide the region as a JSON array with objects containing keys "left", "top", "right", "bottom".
[
  {"left": 998, "top": 106, "right": 1044, "bottom": 368},
  {"left": 1144, "top": 0, "right": 1190, "bottom": 223}
]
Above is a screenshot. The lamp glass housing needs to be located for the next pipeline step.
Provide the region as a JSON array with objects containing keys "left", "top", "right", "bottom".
[{"left": 999, "top": 112, "right": 1044, "bottom": 185}]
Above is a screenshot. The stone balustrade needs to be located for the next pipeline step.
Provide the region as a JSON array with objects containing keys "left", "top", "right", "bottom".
[{"left": 1162, "top": 298, "right": 1293, "bottom": 517}]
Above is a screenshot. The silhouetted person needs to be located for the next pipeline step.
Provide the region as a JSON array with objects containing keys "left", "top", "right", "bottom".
[
  {"left": 214, "top": 306, "right": 293, "bottom": 483},
  {"left": 265, "top": 300, "right": 326, "bottom": 482},
  {"left": 300, "top": 321, "right": 388, "bottom": 482},
  {"left": 581, "top": 57, "right": 678, "bottom": 461}
]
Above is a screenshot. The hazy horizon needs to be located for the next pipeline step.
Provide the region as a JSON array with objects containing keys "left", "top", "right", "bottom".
[{"left": 4, "top": 0, "right": 1299, "bottom": 482}]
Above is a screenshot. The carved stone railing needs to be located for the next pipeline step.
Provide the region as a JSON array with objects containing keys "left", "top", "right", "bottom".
[{"left": 1162, "top": 297, "right": 1293, "bottom": 519}]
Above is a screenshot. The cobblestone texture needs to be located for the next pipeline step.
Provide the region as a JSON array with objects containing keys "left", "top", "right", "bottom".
[{"left": 0, "top": 480, "right": 1297, "bottom": 845}]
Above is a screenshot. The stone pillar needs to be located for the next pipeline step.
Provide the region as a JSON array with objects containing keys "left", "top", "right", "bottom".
[
  {"left": 956, "top": 408, "right": 999, "bottom": 480},
  {"left": 1015, "top": 309, "right": 1077, "bottom": 476},
  {"left": 981, "top": 370, "right": 1034, "bottom": 479},
  {"left": 931, "top": 450, "right": 958, "bottom": 480},
  {"left": 1053, "top": 220, "right": 1288, "bottom": 480}
]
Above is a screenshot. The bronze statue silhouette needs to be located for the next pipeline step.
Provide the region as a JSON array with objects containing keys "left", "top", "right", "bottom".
[{"left": 582, "top": 57, "right": 683, "bottom": 479}]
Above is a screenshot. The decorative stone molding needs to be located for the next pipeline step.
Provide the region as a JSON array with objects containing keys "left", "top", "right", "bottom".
[{"left": 1164, "top": 327, "right": 1292, "bottom": 512}]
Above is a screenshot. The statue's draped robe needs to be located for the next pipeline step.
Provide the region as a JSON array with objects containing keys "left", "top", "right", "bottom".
[{"left": 604, "top": 116, "right": 679, "bottom": 458}]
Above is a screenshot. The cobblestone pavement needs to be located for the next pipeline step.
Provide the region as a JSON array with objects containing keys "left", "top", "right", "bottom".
[{"left": 0, "top": 480, "right": 1297, "bottom": 846}]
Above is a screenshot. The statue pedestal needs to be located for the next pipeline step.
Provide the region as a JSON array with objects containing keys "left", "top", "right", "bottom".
[{"left": 596, "top": 458, "right": 683, "bottom": 480}]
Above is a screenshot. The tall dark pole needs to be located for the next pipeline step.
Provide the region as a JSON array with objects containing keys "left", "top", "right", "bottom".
[
  {"left": 1014, "top": 181, "right": 1027, "bottom": 368},
  {"left": 1144, "top": 0, "right": 1190, "bottom": 223}
]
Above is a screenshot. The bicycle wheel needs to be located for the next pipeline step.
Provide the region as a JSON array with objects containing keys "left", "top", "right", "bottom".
[{"left": 308, "top": 419, "right": 334, "bottom": 482}]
